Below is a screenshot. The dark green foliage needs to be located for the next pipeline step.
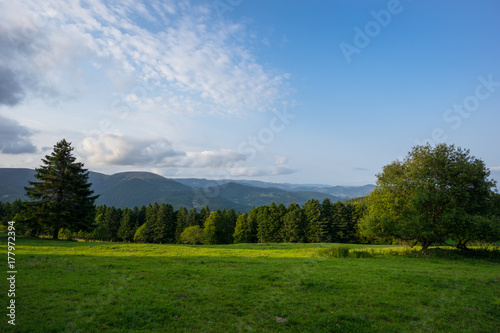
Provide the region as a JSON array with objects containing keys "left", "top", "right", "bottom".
[
  {"left": 136, "top": 205, "right": 146, "bottom": 227},
  {"left": 1, "top": 194, "right": 367, "bottom": 245},
  {"left": 150, "top": 203, "right": 176, "bottom": 243},
  {"left": 103, "top": 206, "right": 121, "bottom": 241},
  {"left": 175, "top": 206, "right": 189, "bottom": 243},
  {"left": 332, "top": 201, "right": 359, "bottom": 243},
  {"left": 220, "top": 208, "right": 237, "bottom": 244},
  {"left": 0, "top": 199, "right": 38, "bottom": 236},
  {"left": 203, "top": 211, "right": 222, "bottom": 245},
  {"left": 360, "top": 144, "right": 498, "bottom": 250},
  {"left": 199, "top": 206, "right": 211, "bottom": 225},
  {"left": 233, "top": 214, "right": 252, "bottom": 243},
  {"left": 304, "top": 199, "right": 328, "bottom": 243},
  {"left": 259, "top": 202, "right": 285, "bottom": 243},
  {"left": 117, "top": 208, "right": 136, "bottom": 242},
  {"left": 187, "top": 207, "right": 201, "bottom": 227},
  {"left": 24, "top": 139, "right": 98, "bottom": 239},
  {"left": 92, "top": 205, "right": 109, "bottom": 241},
  {"left": 491, "top": 193, "right": 500, "bottom": 216},
  {"left": 282, "top": 202, "right": 306, "bottom": 242},
  {"left": 246, "top": 207, "right": 259, "bottom": 242},
  {"left": 256, "top": 206, "right": 273, "bottom": 243}
]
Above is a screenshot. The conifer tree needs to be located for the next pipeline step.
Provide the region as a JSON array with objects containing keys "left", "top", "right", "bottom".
[
  {"left": 118, "top": 208, "right": 135, "bottom": 242},
  {"left": 233, "top": 214, "right": 252, "bottom": 243},
  {"left": 203, "top": 211, "right": 222, "bottom": 245},
  {"left": 175, "top": 206, "right": 189, "bottom": 243},
  {"left": 25, "top": 139, "right": 98, "bottom": 239},
  {"left": 304, "top": 199, "right": 328, "bottom": 243},
  {"left": 282, "top": 202, "right": 306, "bottom": 243}
]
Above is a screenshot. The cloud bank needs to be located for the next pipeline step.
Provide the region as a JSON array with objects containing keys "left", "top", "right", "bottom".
[{"left": 0, "top": 115, "right": 37, "bottom": 154}]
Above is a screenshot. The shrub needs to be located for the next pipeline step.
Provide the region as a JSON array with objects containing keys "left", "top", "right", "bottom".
[
  {"left": 58, "top": 228, "right": 74, "bottom": 240},
  {"left": 180, "top": 225, "right": 205, "bottom": 245},
  {"left": 317, "top": 246, "right": 350, "bottom": 258}
]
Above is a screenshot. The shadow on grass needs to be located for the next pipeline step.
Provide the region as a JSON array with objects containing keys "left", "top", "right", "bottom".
[{"left": 316, "top": 245, "right": 500, "bottom": 262}]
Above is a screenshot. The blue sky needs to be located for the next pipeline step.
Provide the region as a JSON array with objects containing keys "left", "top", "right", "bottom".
[{"left": 1, "top": 0, "right": 499, "bottom": 186}]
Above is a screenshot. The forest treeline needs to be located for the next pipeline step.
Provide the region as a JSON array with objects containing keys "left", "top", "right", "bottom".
[{"left": 0, "top": 198, "right": 366, "bottom": 244}]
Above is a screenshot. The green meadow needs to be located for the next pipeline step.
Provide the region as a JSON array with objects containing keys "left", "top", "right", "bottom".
[{"left": 1, "top": 238, "right": 499, "bottom": 332}]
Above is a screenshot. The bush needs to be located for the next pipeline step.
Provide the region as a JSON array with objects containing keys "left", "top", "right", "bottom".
[
  {"left": 180, "top": 225, "right": 205, "bottom": 245},
  {"left": 317, "top": 246, "right": 350, "bottom": 258},
  {"left": 58, "top": 228, "right": 74, "bottom": 240}
]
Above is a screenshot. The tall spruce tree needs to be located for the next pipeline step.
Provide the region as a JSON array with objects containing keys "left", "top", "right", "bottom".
[
  {"left": 233, "top": 214, "right": 252, "bottom": 243},
  {"left": 304, "top": 199, "right": 328, "bottom": 243},
  {"left": 25, "top": 139, "right": 98, "bottom": 239},
  {"left": 282, "top": 202, "right": 306, "bottom": 243}
]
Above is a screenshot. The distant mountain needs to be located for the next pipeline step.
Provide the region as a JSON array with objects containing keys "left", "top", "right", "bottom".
[
  {"left": 175, "top": 178, "right": 375, "bottom": 199},
  {"left": 204, "top": 182, "right": 343, "bottom": 209},
  {"left": 0, "top": 168, "right": 374, "bottom": 211},
  {"left": 0, "top": 168, "right": 36, "bottom": 202},
  {"left": 88, "top": 171, "right": 246, "bottom": 211}
]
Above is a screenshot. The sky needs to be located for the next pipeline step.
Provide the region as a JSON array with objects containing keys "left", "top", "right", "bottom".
[{"left": 1, "top": 0, "right": 499, "bottom": 186}]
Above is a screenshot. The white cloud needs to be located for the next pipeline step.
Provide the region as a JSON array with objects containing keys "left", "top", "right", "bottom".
[
  {"left": 228, "top": 166, "right": 295, "bottom": 177},
  {"left": 79, "top": 133, "right": 249, "bottom": 169},
  {"left": 0, "top": 0, "right": 288, "bottom": 115},
  {"left": 489, "top": 166, "right": 500, "bottom": 172},
  {"left": 80, "top": 133, "right": 182, "bottom": 166},
  {"left": 176, "top": 149, "right": 248, "bottom": 168},
  {"left": 275, "top": 155, "right": 288, "bottom": 165}
]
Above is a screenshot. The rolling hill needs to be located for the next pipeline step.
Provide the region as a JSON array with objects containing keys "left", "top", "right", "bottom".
[{"left": 0, "top": 168, "right": 374, "bottom": 211}]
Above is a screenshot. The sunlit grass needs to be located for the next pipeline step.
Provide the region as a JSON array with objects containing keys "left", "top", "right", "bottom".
[{"left": 2, "top": 237, "right": 499, "bottom": 332}]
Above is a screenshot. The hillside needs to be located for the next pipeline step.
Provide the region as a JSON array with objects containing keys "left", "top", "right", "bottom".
[
  {"left": 0, "top": 168, "right": 374, "bottom": 211},
  {"left": 175, "top": 178, "right": 375, "bottom": 199},
  {"left": 0, "top": 168, "right": 36, "bottom": 202},
  {"left": 208, "top": 182, "right": 343, "bottom": 208},
  {"left": 90, "top": 172, "right": 246, "bottom": 211}
]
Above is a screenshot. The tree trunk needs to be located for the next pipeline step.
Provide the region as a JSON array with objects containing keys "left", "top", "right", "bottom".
[
  {"left": 421, "top": 239, "right": 431, "bottom": 251},
  {"left": 52, "top": 226, "right": 60, "bottom": 240},
  {"left": 456, "top": 239, "right": 469, "bottom": 251}
]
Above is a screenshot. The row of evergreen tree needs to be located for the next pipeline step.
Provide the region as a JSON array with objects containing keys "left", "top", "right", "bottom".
[{"left": 0, "top": 199, "right": 365, "bottom": 244}]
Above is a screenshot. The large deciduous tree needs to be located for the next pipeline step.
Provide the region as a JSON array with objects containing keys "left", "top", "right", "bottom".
[
  {"left": 25, "top": 139, "right": 98, "bottom": 239},
  {"left": 359, "top": 144, "right": 497, "bottom": 250}
]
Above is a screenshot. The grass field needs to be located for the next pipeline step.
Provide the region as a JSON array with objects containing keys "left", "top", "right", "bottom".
[{"left": 1, "top": 238, "right": 499, "bottom": 332}]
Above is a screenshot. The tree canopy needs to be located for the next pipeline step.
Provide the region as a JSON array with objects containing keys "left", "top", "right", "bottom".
[
  {"left": 25, "top": 139, "right": 98, "bottom": 239},
  {"left": 359, "top": 144, "right": 498, "bottom": 250}
]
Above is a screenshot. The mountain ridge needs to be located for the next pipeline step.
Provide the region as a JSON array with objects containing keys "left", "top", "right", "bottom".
[{"left": 0, "top": 168, "right": 374, "bottom": 211}]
